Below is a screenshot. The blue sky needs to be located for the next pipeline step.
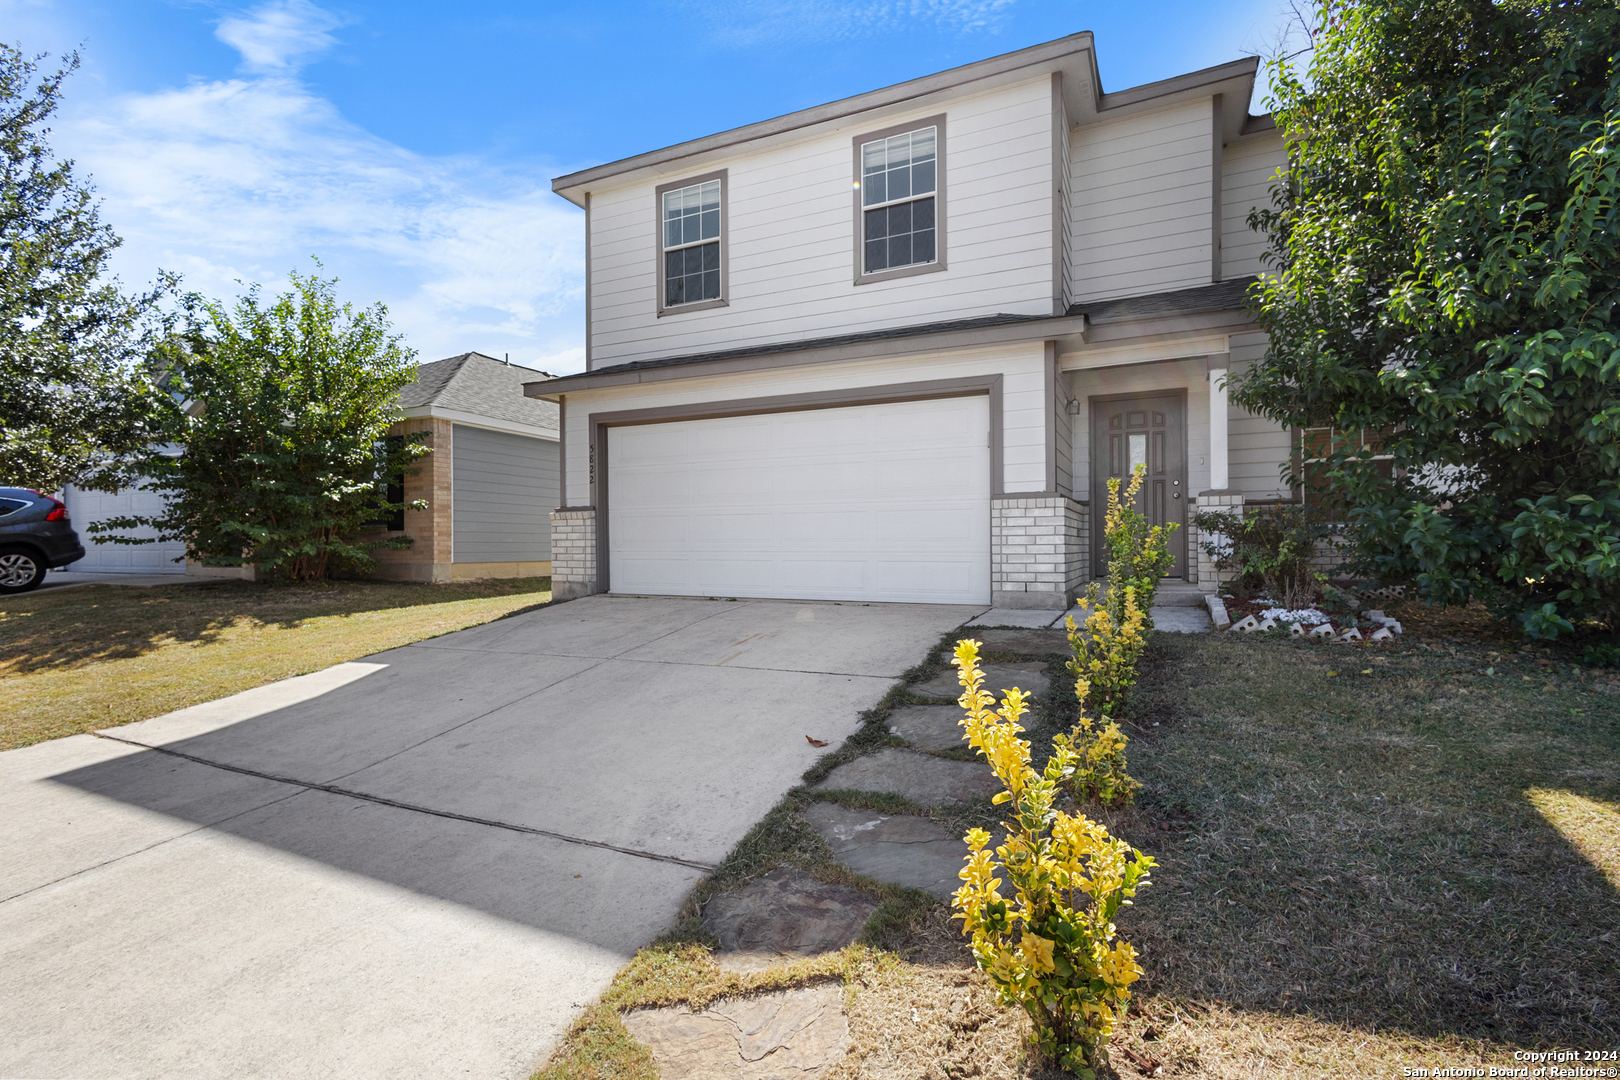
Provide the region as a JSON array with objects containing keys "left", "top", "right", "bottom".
[{"left": 3, "top": 0, "right": 1293, "bottom": 373}]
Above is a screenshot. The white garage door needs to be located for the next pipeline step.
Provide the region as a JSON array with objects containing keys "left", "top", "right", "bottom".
[
  {"left": 62, "top": 484, "right": 186, "bottom": 573},
  {"left": 608, "top": 395, "right": 990, "bottom": 604}
]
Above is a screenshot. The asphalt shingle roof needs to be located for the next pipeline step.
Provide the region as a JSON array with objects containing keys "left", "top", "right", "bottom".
[{"left": 400, "top": 352, "right": 560, "bottom": 431}]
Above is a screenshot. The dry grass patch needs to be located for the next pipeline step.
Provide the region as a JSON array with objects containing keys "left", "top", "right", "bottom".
[{"left": 0, "top": 576, "right": 552, "bottom": 748}]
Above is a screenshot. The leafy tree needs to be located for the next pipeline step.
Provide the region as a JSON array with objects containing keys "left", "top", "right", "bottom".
[
  {"left": 0, "top": 45, "right": 166, "bottom": 492},
  {"left": 98, "top": 270, "right": 429, "bottom": 581},
  {"left": 1237, "top": 0, "right": 1620, "bottom": 637}
]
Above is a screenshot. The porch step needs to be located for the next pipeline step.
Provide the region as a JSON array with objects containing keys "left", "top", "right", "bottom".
[{"left": 1092, "top": 580, "right": 1208, "bottom": 607}]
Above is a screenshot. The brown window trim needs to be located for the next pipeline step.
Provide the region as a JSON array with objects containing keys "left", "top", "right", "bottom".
[
  {"left": 586, "top": 374, "right": 1002, "bottom": 594},
  {"left": 851, "top": 114, "right": 947, "bottom": 286},
  {"left": 655, "top": 169, "right": 729, "bottom": 318}
]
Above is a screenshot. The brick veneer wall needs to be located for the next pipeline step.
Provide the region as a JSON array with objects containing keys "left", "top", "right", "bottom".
[
  {"left": 992, "top": 495, "right": 1086, "bottom": 610},
  {"left": 1191, "top": 490, "right": 1244, "bottom": 593},
  {"left": 368, "top": 417, "right": 453, "bottom": 582},
  {"left": 550, "top": 509, "right": 597, "bottom": 600}
]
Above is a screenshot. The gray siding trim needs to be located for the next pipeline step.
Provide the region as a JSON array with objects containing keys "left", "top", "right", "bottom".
[
  {"left": 1210, "top": 94, "right": 1224, "bottom": 283},
  {"left": 592, "top": 197, "right": 599, "bottom": 372},
  {"left": 451, "top": 425, "right": 560, "bottom": 564},
  {"left": 587, "top": 375, "right": 1005, "bottom": 594}
]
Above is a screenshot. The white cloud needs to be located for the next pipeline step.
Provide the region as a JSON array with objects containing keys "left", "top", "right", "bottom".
[
  {"left": 54, "top": 7, "right": 585, "bottom": 371},
  {"left": 216, "top": 0, "right": 347, "bottom": 73}
]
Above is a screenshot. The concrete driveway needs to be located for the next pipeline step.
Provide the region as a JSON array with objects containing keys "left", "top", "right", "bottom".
[{"left": 0, "top": 594, "right": 979, "bottom": 1080}]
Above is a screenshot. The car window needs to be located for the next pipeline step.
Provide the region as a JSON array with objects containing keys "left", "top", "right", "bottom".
[{"left": 0, "top": 497, "right": 28, "bottom": 516}]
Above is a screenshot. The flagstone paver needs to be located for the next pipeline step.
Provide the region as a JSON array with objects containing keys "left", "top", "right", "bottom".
[
  {"left": 969, "top": 627, "right": 1072, "bottom": 654},
  {"left": 622, "top": 984, "right": 848, "bottom": 1078},
  {"left": 885, "top": 705, "right": 968, "bottom": 753},
  {"left": 702, "top": 867, "right": 878, "bottom": 973},
  {"left": 812, "top": 748, "right": 998, "bottom": 806},
  {"left": 802, "top": 802, "right": 969, "bottom": 900},
  {"left": 909, "top": 662, "right": 1050, "bottom": 702}
]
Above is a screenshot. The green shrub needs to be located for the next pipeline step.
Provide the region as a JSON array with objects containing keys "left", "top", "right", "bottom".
[
  {"left": 1192, "top": 503, "right": 1336, "bottom": 608},
  {"left": 1579, "top": 641, "right": 1620, "bottom": 668},
  {"left": 951, "top": 639, "right": 1154, "bottom": 1077}
]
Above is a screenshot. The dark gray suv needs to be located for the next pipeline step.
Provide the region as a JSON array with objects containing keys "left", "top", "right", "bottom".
[{"left": 0, "top": 487, "right": 86, "bottom": 594}]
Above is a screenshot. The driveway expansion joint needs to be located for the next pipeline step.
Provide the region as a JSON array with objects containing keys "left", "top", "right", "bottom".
[{"left": 89, "top": 732, "right": 718, "bottom": 872}]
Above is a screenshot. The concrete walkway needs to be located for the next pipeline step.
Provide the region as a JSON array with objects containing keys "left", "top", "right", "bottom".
[{"left": 0, "top": 594, "right": 980, "bottom": 1080}]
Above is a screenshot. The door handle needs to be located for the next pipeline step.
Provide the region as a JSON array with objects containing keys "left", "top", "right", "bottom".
[{"left": 1171, "top": 491, "right": 1180, "bottom": 498}]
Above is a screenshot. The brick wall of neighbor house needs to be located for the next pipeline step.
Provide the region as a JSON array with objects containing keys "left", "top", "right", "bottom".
[
  {"left": 369, "top": 417, "right": 454, "bottom": 582},
  {"left": 549, "top": 508, "right": 597, "bottom": 601},
  {"left": 992, "top": 495, "right": 1085, "bottom": 609}
]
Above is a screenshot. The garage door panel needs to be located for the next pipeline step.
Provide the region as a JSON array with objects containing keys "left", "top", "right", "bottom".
[
  {"left": 608, "top": 396, "right": 990, "bottom": 605},
  {"left": 871, "top": 507, "right": 981, "bottom": 542},
  {"left": 63, "top": 484, "right": 186, "bottom": 574}
]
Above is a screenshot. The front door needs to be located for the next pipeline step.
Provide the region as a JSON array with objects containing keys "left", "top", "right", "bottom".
[{"left": 1091, "top": 394, "right": 1187, "bottom": 578}]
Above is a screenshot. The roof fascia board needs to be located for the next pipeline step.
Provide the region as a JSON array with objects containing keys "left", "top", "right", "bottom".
[{"left": 399, "top": 405, "right": 558, "bottom": 440}]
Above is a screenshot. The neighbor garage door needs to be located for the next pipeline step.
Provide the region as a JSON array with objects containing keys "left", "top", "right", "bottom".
[
  {"left": 62, "top": 484, "right": 185, "bottom": 573},
  {"left": 607, "top": 395, "right": 990, "bottom": 604}
]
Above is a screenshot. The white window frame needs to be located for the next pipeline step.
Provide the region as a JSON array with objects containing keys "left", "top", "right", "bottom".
[
  {"left": 655, "top": 169, "right": 729, "bottom": 317},
  {"left": 851, "top": 115, "right": 947, "bottom": 285}
]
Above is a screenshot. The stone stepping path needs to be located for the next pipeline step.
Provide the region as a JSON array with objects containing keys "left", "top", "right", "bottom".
[
  {"left": 702, "top": 867, "right": 877, "bottom": 973},
  {"left": 803, "top": 802, "right": 973, "bottom": 900},
  {"left": 622, "top": 984, "right": 848, "bottom": 1078},
  {"left": 909, "top": 661, "right": 1050, "bottom": 702},
  {"left": 886, "top": 705, "right": 966, "bottom": 752},
  {"left": 812, "top": 748, "right": 998, "bottom": 806},
  {"left": 971, "top": 627, "right": 1072, "bottom": 654}
]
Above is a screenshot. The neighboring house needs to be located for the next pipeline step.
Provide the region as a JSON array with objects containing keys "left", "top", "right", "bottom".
[
  {"left": 60, "top": 482, "right": 186, "bottom": 574},
  {"left": 528, "top": 31, "right": 1293, "bottom": 609},
  {"left": 63, "top": 352, "right": 560, "bottom": 582},
  {"left": 369, "top": 351, "right": 560, "bottom": 582}
]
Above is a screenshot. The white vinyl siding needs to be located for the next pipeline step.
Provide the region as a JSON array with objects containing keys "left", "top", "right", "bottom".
[
  {"left": 564, "top": 341, "right": 1049, "bottom": 506},
  {"left": 1225, "top": 332, "right": 1293, "bottom": 501},
  {"left": 1221, "top": 131, "right": 1287, "bottom": 280},
  {"left": 607, "top": 396, "right": 991, "bottom": 604},
  {"left": 587, "top": 77, "right": 1056, "bottom": 368},
  {"left": 451, "top": 425, "right": 560, "bottom": 563},
  {"left": 61, "top": 484, "right": 184, "bottom": 573},
  {"left": 1069, "top": 98, "right": 1216, "bottom": 302}
]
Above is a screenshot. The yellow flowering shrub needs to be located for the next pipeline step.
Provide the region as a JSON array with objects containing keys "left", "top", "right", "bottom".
[
  {"left": 1100, "top": 465, "right": 1178, "bottom": 622},
  {"left": 951, "top": 640, "right": 1155, "bottom": 1077},
  {"left": 1058, "top": 705, "right": 1141, "bottom": 807},
  {"left": 1065, "top": 583, "right": 1148, "bottom": 717}
]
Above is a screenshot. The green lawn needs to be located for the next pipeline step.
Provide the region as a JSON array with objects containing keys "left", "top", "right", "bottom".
[{"left": 0, "top": 576, "right": 552, "bottom": 750}]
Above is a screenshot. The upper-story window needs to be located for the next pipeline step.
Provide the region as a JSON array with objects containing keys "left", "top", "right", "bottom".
[
  {"left": 656, "top": 170, "right": 728, "bottom": 315},
  {"left": 852, "top": 116, "right": 946, "bottom": 284}
]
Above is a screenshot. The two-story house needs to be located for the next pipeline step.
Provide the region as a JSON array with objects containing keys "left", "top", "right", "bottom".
[{"left": 528, "top": 31, "right": 1290, "bottom": 609}]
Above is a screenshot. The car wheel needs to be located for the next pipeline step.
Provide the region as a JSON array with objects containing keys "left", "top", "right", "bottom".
[{"left": 0, "top": 547, "right": 46, "bottom": 594}]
